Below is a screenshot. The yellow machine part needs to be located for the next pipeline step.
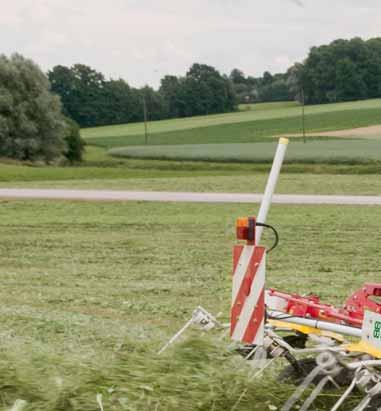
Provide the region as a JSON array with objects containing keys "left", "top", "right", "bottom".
[
  {"left": 269, "top": 319, "right": 345, "bottom": 342},
  {"left": 269, "top": 318, "right": 381, "bottom": 359},
  {"left": 343, "top": 341, "right": 381, "bottom": 359}
]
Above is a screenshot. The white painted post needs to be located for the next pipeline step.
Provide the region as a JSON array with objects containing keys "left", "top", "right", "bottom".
[{"left": 256, "top": 138, "right": 289, "bottom": 244}]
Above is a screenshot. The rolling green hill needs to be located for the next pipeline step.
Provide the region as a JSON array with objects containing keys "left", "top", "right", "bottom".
[
  {"left": 81, "top": 99, "right": 381, "bottom": 166},
  {"left": 82, "top": 99, "right": 381, "bottom": 148},
  {"left": 87, "top": 107, "right": 381, "bottom": 149}
]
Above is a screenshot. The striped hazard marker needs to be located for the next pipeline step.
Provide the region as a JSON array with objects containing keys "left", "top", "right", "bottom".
[{"left": 231, "top": 244, "right": 266, "bottom": 346}]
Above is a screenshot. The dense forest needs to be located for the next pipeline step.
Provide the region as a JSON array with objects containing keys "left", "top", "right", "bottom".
[
  {"left": 230, "top": 37, "right": 381, "bottom": 105},
  {"left": 48, "top": 64, "right": 236, "bottom": 128},
  {"left": 47, "top": 36, "right": 381, "bottom": 128}
]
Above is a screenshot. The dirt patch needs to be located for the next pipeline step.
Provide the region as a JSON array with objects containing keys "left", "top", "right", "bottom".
[{"left": 284, "top": 125, "right": 381, "bottom": 139}]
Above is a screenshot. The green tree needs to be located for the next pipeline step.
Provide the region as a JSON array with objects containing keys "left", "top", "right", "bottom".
[
  {"left": 364, "top": 38, "right": 381, "bottom": 98},
  {"left": 49, "top": 64, "right": 106, "bottom": 127},
  {"left": 258, "top": 74, "right": 292, "bottom": 102},
  {"left": 140, "top": 86, "right": 168, "bottom": 120},
  {"left": 102, "top": 79, "right": 141, "bottom": 125},
  {"left": 229, "top": 68, "right": 246, "bottom": 84},
  {"left": 301, "top": 37, "right": 381, "bottom": 104},
  {"left": 182, "top": 63, "right": 237, "bottom": 116},
  {"left": 287, "top": 63, "right": 305, "bottom": 102},
  {"left": 336, "top": 58, "right": 367, "bottom": 101},
  {"left": 262, "top": 71, "right": 273, "bottom": 86},
  {"left": 159, "top": 75, "right": 184, "bottom": 118},
  {"left": 229, "top": 69, "right": 259, "bottom": 104},
  {"left": 63, "top": 118, "right": 85, "bottom": 163},
  {"left": 0, "top": 54, "right": 66, "bottom": 162},
  {"left": 48, "top": 65, "right": 76, "bottom": 117}
]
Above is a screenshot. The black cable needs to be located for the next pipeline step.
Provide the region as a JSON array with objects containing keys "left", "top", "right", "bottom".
[
  {"left": 267, "top": 312, "right": 298, "bottom": 321},
  {"left": 255, "top": 222, "right": 279, "bottom": 253}
]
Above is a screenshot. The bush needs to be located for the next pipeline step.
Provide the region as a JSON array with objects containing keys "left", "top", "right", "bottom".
[{"left": 64, "top": 118, "right": 85, "bottom": 163}]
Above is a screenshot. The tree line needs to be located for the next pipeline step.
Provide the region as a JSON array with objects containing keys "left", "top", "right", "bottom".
[
  {"left": 48, "top": 63, "right": 236, "bottom": 128},
  {"left": 1, "top": 36, "right": 381, "bottom": 163},
  {"left": 230, "top": 37, "right": 381, "bottom": 105},
  {"left": 48, "top": 36, "right": 381, "bottom": 129}
]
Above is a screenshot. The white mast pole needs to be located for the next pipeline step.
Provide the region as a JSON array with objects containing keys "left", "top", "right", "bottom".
[{"left": 256, "top": 138, "right": 289, "bottom": 245}]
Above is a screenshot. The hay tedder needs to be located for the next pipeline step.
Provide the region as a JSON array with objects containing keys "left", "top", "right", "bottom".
[{"left": 159, "top": 138, "right": 381, "bottom": 410}]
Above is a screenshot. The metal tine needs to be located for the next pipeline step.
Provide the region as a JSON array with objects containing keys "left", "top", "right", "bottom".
[
  {"left": 300, "top": 375, "right": 338, "bottom": 411},
  {"left": 251, "top": 346, "right": 268, "bottom": 369},
  {"left": 244, "top": 346, "right": 258, "bottom": 361},
  {"left": 352, "top": 380, "right": 381, "bottom": 411},
  {"left": 352, "top": 395, "right": 372, "bottom": 411},
  {"left": 281, "top": 365, "right": 322, "bottom": 411},
  {"left": 158, "top": 317, "right": 194, "bottom": 355},
  {"left": 330, "top": 371, "right": 359, "bottom": 411},
  {"left": 158, "top": 306, "right": 220, "bottom": 355},
  {"left": 250, "top": 357, "right": 276, "bottom": 379}
]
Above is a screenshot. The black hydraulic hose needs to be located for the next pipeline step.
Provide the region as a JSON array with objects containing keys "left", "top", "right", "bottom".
[{"left": 255, "top": 222, "right": 279, "bottom": 253}]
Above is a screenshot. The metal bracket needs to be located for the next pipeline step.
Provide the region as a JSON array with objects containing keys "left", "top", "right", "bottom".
[{"left": 158, "top": 306, "right": 220, "bottom": 354}]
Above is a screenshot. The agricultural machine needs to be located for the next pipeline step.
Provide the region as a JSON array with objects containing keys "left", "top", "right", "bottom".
[{"left": 159, "top": 138, "right": 381, "bottom": 410}]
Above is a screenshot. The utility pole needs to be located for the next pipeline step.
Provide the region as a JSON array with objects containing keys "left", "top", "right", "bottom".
[
  {"left": 301, "top": 88, "right": 306, "bottom": 144},
  {"left": 143, "top": 94, "right": 148, "bottom": 145}
]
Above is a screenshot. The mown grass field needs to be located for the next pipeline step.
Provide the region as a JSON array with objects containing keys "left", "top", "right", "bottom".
[
  {"left": 2, "top": 146, "right": 381, "bottom": 194},
  {"left": 0, "top": 199, "right": 380, "bottom": 410},
  {"left": 110, "top": 139, "right": 381, "bottom": 164},
  {"left": 1, "top": 100, "right": 381, "bottom": 410},
  {"left": 3, "top": 172, "right": 381, "bottom": 195}
]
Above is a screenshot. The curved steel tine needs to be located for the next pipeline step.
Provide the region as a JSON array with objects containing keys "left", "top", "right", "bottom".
[
  {"left": 281, "top": 365, "right": 322, "bottom": 411},
  {"left": 352, "top": 395, "right": 372, "bottom": 411},
  {"left": 330, "top": 374, "right": 357, "bottom": 411},
  {"left": 157, "top": 318, "right": 194, "bottom": 354},
  {"left": 251, "top": 346, "right": 267, "bottom": 369},
  {"left": 300, "top": 375, "right": 332, "bottom": 411},
  {"left": 353, "top": 380, "right": 381, "bottom": 411}
]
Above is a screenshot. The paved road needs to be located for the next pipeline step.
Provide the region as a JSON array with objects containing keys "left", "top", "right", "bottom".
[{"left": 0, "top": 188, "right": 381, "bottom": 205}]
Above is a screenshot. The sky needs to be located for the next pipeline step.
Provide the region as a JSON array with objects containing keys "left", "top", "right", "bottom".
[{"left": 1, "top": 0, "right": 380, "bottom": 88}]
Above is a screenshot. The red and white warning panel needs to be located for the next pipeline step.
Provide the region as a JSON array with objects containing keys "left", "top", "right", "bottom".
[{"left": 231, "top": 217, "right": 266, "bottom": 346}]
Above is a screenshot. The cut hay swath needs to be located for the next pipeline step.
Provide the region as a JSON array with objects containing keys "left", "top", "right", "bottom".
[{"left": 159, "top": 138, "right": 381, "bottom": 411}]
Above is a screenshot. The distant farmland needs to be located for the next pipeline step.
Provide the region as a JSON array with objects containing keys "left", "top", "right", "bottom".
[
  {"left": 81, "top": 99, "right": 381, "bottom": 148},
  {"left": 110, "top": 139, "right": 381, "bottom": 164}
]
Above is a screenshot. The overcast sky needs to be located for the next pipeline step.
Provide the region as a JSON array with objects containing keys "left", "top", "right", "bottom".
[{"left": 1, "top": 0, "right": 380, "bottom": 88}]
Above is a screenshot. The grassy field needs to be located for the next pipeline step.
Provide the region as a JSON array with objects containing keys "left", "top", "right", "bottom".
[
  {"left": 82, "top": 98, "right": 381, "bottom": 141},
  {"left": 1, "top": 95, "right": 381, "bottom": 411},
  {"left": 79, "top": 98, "right": 381, "bottom": 167},
  {"left": 3, "top": 170, "right": 381, "bottom": 195},
  {"left": 2, "top": 147, "right": 381, "bottom": 194},
  {"left": 109, "top": 139, "right": 381, "bottom": 164},
  {"left": 0, "top": 148, "right": 273, "bottom": 183},
  {"left": 0, "top": 199, "right": 379, "bottom": 410},
  {"left": 238, "top": 101, "right": 300, "bottom": 111},
  {"left": 85, "top": 107, "right": 381, "bottom": 149}
]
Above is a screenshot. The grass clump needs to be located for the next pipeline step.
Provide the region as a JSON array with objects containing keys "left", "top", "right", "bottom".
[{"left": 0, "top": 336, "right": 289, "bottom": 411}]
